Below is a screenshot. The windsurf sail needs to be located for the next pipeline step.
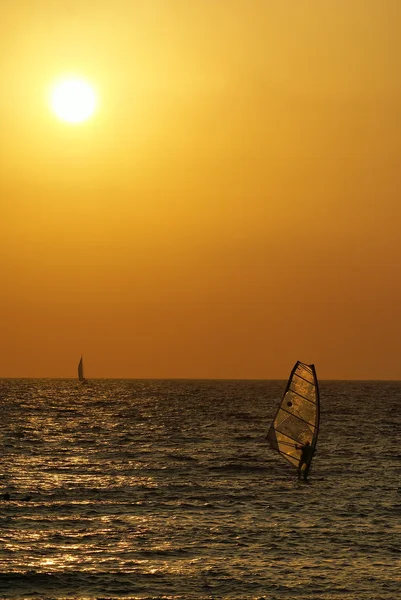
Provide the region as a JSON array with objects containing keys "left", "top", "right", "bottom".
[
  {"left": 78, "top": 356, "right": 85, "bottom": 382},
  {"left": 267, "top": 361, "right": 320, "bottom": 470}
]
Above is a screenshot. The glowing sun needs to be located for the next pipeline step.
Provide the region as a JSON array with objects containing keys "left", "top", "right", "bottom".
[{"left": 50, "top": 78, "right": 97, "bottom": 123}]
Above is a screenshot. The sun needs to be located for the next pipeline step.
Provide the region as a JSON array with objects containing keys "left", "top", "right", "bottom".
[{"left": 50, "top": 77, "right": 97, "bottom": 124}]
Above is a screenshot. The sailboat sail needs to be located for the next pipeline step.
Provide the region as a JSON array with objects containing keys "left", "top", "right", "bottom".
[
  {"left": 78, "top": 356, "right": 85, "bottom": 382},
  {"left": 267, "top": 361, "right": 320, "bottom": 470}
]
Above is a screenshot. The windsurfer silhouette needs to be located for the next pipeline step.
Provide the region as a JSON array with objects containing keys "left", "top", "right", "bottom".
[{"left": 296, "top": 441, "right": 314, "bottom": 481}]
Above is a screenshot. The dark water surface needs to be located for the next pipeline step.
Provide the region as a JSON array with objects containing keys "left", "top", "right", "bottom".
[{"left": 1, "top": 378, "right": 400, "bottom": 599}]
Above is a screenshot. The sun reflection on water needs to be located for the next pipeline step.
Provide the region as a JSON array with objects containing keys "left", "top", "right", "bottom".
[{"left": 1, "top": 379, "right": 401, "bottom": 598}]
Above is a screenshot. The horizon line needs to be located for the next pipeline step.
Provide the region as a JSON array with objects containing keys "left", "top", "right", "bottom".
[{"left": 1, "top": 376, "right": 401, "bottom": 382}]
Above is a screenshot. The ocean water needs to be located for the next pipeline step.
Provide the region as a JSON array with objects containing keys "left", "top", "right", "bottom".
[{"left": 1, "top": 378, "right": 400, "bottom": 600}]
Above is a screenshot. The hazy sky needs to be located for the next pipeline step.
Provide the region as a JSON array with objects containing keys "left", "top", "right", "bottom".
[{"left": 1, "top": 1, "right": 401, "bottom": 379}]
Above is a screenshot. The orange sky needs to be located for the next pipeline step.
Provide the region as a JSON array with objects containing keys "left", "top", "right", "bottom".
[{"left": 1, "top": 1, "right": 401, "bottom": 379}]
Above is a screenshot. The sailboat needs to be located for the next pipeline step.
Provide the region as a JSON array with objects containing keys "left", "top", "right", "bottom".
[
  {"left": 78, "top": 355, "right": 88, "bottom": 384},
  {"left": 266, "top": 361, "right": 320, "bottom": 478}
]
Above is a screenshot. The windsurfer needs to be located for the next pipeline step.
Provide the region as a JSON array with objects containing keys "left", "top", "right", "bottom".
[{"left": 296, "top": 441, "right": 314, "bottom": 480}]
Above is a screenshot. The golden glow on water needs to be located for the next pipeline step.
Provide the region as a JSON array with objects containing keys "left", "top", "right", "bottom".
[
  {"left": 2, "top": 380, "right": 401, "bottom": 598},
  {"left": 38, "top": 553, "right": 86, "bottom": 570}
]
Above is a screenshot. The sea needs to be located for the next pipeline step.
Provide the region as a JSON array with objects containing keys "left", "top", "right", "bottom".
[{"left": 1, "top": 378, "right": 400, "bottom": 600}]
